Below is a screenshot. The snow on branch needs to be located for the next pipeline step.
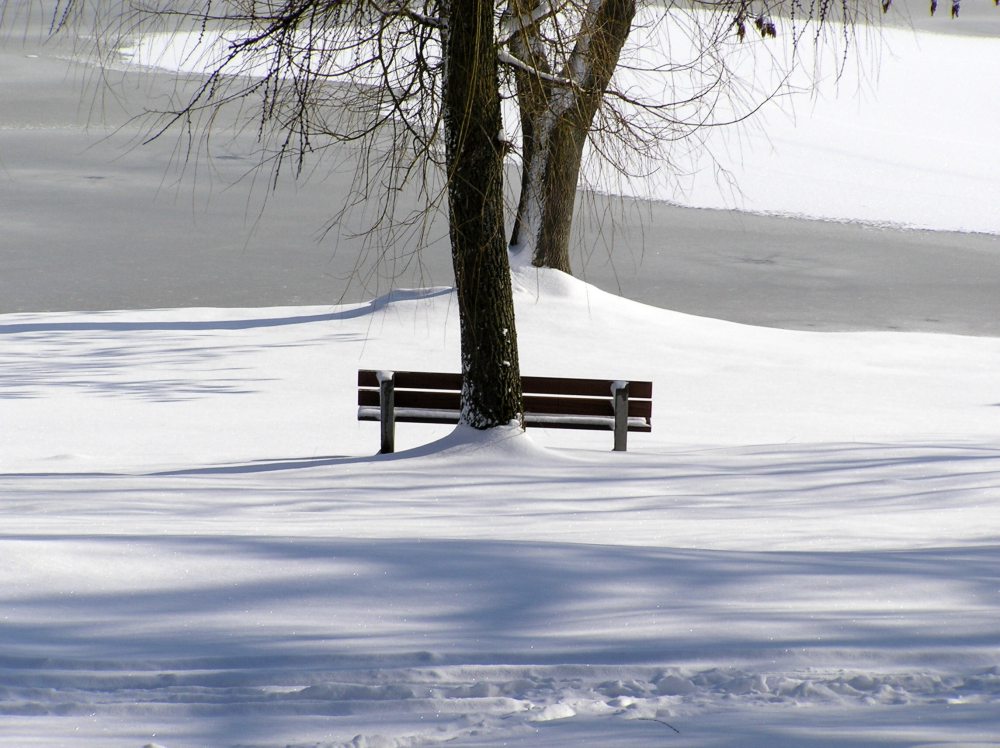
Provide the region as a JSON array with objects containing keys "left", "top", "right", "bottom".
[
  {"left": 370, "top": 0, "right": 446, "bottom": 29},
  {"left": 498, "top": 49, "right": 576, "bottom": 88},
  {"left": 498, "top": 0, "right": 565, "bottom": 46}
]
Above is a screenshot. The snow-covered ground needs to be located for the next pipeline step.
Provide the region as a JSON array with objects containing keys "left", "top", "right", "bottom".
[
  {"left": 3, "top": 3, "right": 1000, "bottom": 747},
  {"left": 3, "top": 268, "right": 1000, "bottom": 747}
]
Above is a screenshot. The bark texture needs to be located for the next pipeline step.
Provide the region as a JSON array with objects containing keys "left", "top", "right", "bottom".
[
  {"left": 444, "top": 0, "right": 524, "bottom": 429},
  {"left": 507, "top": 0, "right": 636, "bottom": 273}
]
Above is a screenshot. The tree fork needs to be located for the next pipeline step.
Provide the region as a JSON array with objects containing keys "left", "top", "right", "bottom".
[{"left": 508, "top": 0, "right": 636, "bottom": 274}]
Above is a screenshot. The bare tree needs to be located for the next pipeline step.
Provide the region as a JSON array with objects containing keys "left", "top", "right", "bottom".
[
  {"left": 504, "top": 0, "right": 636, "bottom": 273},
  {"left": 502, "top": 0, "right": 994, "bottom": 273},
  {"left": 502, "top": 0, "right": 864, "bottom": 273},
  {"left": 44, "top": 0, "right": 523, "bottom": 430}
]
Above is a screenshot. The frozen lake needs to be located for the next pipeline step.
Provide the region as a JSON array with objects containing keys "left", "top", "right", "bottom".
[{"left": 2, "top": 1, "right": 999, "bottom": 334}]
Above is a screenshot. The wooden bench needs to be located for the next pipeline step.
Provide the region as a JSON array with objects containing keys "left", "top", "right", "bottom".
[{"left": 357, "top": 369, "right": 652, "bottom": 453}]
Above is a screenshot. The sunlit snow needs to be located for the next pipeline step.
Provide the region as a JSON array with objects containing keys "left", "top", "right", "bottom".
[{"left": 3, "top": 6, "right": 1000, "bottom": 748}]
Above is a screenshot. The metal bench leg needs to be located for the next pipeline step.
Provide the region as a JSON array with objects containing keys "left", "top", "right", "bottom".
[
  {"left": 612, "top": 381, "right": 629, "bottom": 452},
  {"left": 378, "top": 371, "right": 396, "bottom": 454}
]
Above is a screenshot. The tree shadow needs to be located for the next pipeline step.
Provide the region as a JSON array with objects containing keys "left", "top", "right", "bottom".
[
  {"left": 0, "top": 289, "right": 452, "bottom": 402},
  {"left": 0, "top": 287, "right": 452, "bottom": 335},
  {"left": 3, "top": 533, "right": 997, "bottom": 660},
  {"left": 2, "top": 439, "right": 1000, "bottom": 745}
]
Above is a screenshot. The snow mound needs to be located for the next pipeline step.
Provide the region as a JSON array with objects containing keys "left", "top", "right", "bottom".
[
  {"left": 512, "top": 264, "right": 615, "bottom": 305},
  {"left": 387, "top": 422, "right": 558, "bottom": 462}
]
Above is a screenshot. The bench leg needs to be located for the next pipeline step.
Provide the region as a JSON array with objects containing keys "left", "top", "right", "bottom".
[
  {"left": 379, "top": 372, "right": 396, "bottom": 454},
  {"left": 613, "top": 381, "right": 629, "bottom": 452}
]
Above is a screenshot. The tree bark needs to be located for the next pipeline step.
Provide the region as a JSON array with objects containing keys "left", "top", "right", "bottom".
[
  {"left": 508, "top": 0, "right": 636, "bottom": 274},
  {"left": 444, "top": 0, "right": 524, "bottom": 429}
]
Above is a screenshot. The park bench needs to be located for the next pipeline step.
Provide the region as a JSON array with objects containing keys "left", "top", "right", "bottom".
[{"left": 357, "top": 369, "right": 652, "bottom": 453}]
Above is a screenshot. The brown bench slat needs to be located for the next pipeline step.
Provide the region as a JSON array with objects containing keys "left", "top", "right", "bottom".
[
  {"left": 360, "top": 370, "right": 652, "bottom": 400},
  {"left": 523, "top": 394, "right": 651, "bottom": 419},
  {"left": 359, "top": 406, "right": 462, "bottom": 423},
  {"left": 359, "top": 389, "right": 652, "bottom": 419},
  {"left": 524, "top": 416, "right": 653, "bottom": 432},
  {"left": 359, "top": 407, "right": 653, "bottom": 432},
  {"left": 522, "top": 375, "right": 652, "bottom": 399},
  {"left": 359, "top": 389, "right": 460, "bottom": 411},
  {"left": 358, "top": 370, "right": 462, "bottom": 390}
]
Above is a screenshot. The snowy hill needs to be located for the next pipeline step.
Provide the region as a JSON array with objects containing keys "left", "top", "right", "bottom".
[{"left": 3, "top": 267, "right": 1000, "bottom": 746}]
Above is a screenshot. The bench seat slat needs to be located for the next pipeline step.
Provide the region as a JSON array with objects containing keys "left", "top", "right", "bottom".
[
  {"left": 359, "top": 406, "right": 651, "bottom": 431},
  {"left": 360, "top": 388, "right": 652, "bottom": 419},
  {"left": 525, "top": 413, "right": 652, "bottom": 431},
  {"left": 359, "top": 406, "right": 462, "bottom": 424}
]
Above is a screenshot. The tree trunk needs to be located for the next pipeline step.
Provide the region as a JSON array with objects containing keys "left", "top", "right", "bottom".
[
  {"left": 508, "top": 0, "right": 636, "bottom": 274},
  {"left": 525, "top": 114, "right": 589, "bottom": 273},
  {"left": 444, "top": 0, "right": 524, "bottom": 429}
]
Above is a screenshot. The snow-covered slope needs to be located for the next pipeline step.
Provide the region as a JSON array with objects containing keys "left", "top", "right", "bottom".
[{"left": 2, "top": 269, "right": 999, "bottom": 746}]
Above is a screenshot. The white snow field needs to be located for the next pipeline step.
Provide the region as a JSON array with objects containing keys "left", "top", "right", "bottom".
[
  {"left": 3, "top": 4, "right": 1000, "bottom": 748},
  {"left": 2, "top": 267, "right": 1000, "bottom": 747}
]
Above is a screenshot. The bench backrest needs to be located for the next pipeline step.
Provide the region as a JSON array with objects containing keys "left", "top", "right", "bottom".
[{"left": 357, "top": 370, "right": 652, "bottom": 431}]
